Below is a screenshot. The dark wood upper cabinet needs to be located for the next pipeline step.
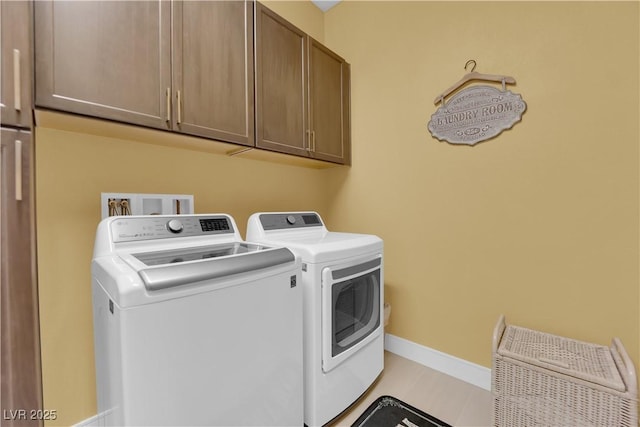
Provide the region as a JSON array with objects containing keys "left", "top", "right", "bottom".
[
  {"left": 308, "top": 38, "right": 350, "bottom": 165},
  {"left": 35, "top": 0, "right": 172, "bottom": 130},
  {"left": 35, "top": 1, "right": 254, "bottom": 146},
  {"left": 255, "top": 2, "right": 350, "bottom": 165},
  {"left": 255, "top": 2, "right": 309, "bottom": 157},
  {"left": 1, "top": 0, "right": 33, "bottom": 128},
  {"left": 172, "top": 1, "right": 254, "bottom": 145},
  {"left": 34, "top": 0, "right": 349, "bottom": 164}
]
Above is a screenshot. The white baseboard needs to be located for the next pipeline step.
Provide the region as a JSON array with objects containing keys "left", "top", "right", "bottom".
[{"left": 384, "top": 333, "right": 491, "bottom": 391}]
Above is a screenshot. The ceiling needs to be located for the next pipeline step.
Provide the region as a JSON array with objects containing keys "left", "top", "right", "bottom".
[{"left": 310, "top": 0, "right": 342, "bottom": 12}]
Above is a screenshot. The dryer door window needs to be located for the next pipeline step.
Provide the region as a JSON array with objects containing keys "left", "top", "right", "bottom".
[{"left": 322, "top": 257, "right": 382, "bottom": 373}]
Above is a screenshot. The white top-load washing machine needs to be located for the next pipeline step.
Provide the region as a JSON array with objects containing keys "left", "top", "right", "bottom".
[
  {"left": 247, "top": 212, "right": 384, "bottom": 426},
  {"left": 92, "top": 214, "right": 303, "bottom": 426}
]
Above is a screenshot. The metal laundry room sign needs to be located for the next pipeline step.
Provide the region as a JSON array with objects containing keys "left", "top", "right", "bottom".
[
  {"left": 428, "top": 86, "right": 526, "bottom": 145},
  {"left": 428, "top": 61, "right": 527, "bottom": 145}
]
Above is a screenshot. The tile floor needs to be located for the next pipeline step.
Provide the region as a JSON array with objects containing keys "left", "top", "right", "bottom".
[{"left": 328, "top": 351, "right": 493, "bottom": 427}]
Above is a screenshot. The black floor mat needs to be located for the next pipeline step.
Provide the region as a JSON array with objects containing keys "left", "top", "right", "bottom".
[{"left": 351, "top": 395, "right": 452, "bottom": 427}]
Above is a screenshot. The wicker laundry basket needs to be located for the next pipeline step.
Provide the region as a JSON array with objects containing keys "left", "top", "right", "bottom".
[{"left": 492, "top": 315, "right": 637, "bottom": 427}]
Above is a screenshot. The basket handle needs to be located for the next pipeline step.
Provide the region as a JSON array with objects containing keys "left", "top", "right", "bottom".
[
  {"left": 492, "top": 314, "right": 507, "bottom": 353},
  {"left": 611, "top": 337, "right": 637, "bottom": 398}
]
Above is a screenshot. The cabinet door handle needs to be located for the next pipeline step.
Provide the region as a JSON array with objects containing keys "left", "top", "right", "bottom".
[
  {"left": 306, "top": 130, "right": 311, "bottom": 152},
  {"left": 13, "top": 49, "right": 21, "bottom": 111},
  {"left": 15, "top": 140, "right": 22, "bottom": 201},
  {"left": 311, "top": 130, "right": 316, "bottom": 152},
  {"left": 176, "top": 90, "right": 182, "bottom": 125},
  {"left": 165, "top": 87, "right": 171, "bottom": 123}
]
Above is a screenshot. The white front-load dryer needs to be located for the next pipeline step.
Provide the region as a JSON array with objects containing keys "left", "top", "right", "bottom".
[
  {"left": 92, "top": 214, "right": 303, "bottom": 426},
  {"left": 247, "top": 212, "right": 384, "bottom": 426}
]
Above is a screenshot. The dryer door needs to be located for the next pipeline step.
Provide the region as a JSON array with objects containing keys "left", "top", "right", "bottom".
[{"left": 321, "top": 256, "right": 382, "bottom": 373}]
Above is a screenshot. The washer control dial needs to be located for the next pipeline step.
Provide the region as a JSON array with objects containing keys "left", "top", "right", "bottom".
[
  {"left": 286, "top": 215, "right": 296, "bottom": 225},
  {"left": 166, "top": 219, "right": 184, "bottom": 233}
]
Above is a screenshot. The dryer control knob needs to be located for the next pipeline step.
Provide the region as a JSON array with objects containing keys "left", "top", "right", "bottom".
[
  {"left": 286, "top": 215, "right": 296, "bottom": 225},
  {"left": 167, "top": 219, "right": 184, "bottom": 233}
]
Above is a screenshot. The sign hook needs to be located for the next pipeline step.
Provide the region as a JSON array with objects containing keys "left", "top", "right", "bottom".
[{"left": 465, "top": 59, "right": 477, "bottom": 73}]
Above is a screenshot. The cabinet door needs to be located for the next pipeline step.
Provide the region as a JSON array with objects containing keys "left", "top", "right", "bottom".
[
  {"left": 255, "top": 2, "right": 309, "bottom": 157},
  {"left": 1, "top": 129, "right": 42, "bottom": 427},
  {"left": 173, "top": 1, "right": 254, "bottom": 146},
  {"left": 1, "top": 1, "right": 32, "bottom": 128},
  {"left": 34, "top": 1, "right": 171, "bottom": 130},
  {"left": 308, "top": 39, "right": 351, "bottom": 165}
]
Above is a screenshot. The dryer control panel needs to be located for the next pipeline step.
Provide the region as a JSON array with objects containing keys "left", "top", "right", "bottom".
[
  {"left": 110, "top": 215, "right": 234, "bottom": 243},
  {"left": 259, "top": 213, "right": 323, "bottom": 230}
]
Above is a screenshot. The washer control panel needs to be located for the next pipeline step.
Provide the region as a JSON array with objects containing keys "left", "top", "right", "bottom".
[
  {"left": 259, "top": 213, "right": 323, "bottom": 231},
  {"left": 111, "top": 215, "right": 234, "bottom": 242}
]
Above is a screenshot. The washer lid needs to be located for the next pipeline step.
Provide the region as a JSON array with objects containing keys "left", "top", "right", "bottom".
[
  {"left": 132, "top": 242, "right": 264, "bottom": 266},
  {"left": 123, "top": 243, "right": 295, "bottom": 291}
]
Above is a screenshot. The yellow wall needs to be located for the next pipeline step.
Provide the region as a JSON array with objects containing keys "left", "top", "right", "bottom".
[{"left": 323, "top": 0, "right": 639, "bottom": 370}]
